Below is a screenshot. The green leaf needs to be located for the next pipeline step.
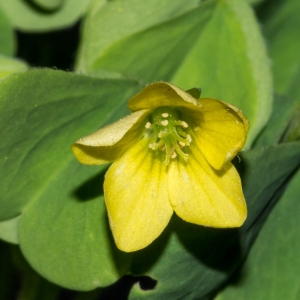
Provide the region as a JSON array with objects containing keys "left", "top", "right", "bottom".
[
  {"left": 253, "top": 94, "right": 300, "bottom": 148},
  {"left": 0, "top": 69, "right": 140, "bottom": 289},
  {"left": 0, "top": 8, "right": 15, "bottom": 56},
  {"left": 262, "top": 0, "right": 300, "bottom": 97},
  {"left": 76, "top": 0, "right": 204, "bottom": 72},
  {"left": 0, "top": 55, "right": 28, "bottom": 79},
  {"left": 247, "top": 0, "right": 265, "bottom": 5},
  {"left": 19, "top": 168, "right": 131, "bottom": 290},
  {"left": 172, "top": 0, "right": 272, "bottom": 147},
  {"left": 216, "top": 167, "right": 300, "bottom": 300},
  {"left": 0, "top": 216, "right": 19, "bottom": 244},
  {"left": 128, "top": 142, "right": 300, "bottom": 299},
  {"left": 0, "top": 0, "right": 91, "bottom": 31},
  {"left": 77, "top": 0, "right": 272, "bottom": 147},
  {"left": 0, "top": 69, "right": 139, "bottom": 220},
  {"left": 32, "top": 0, "right": 63, "bottom": 10}
]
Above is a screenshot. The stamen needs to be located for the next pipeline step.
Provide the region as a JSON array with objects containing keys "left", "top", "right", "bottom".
[
  {"left": 181, "top": 121, "right": 188, "bottom": 128},
  {"left": 171, "top": 152, "right": 177, "bottom": 159},
  {"left": 186, "top": 134, "right": 192, "bottom": 144},
  {"left": 144, "top": 107, "right": 192, "bottom": 165}
]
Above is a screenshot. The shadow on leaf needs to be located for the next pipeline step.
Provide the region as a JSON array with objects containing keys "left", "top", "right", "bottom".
[{"left": 72, "top": 168, "right": 107, "bottom": 201}]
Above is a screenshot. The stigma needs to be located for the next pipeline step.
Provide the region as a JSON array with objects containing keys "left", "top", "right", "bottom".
[{"left": 144, "top": 107, "right": 192, "bottom": 165}]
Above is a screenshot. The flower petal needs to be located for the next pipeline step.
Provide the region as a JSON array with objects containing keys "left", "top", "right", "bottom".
[
  {"left": 72, "top": 109, "right": 150, "bottom": 165},
  {"left": 104, "top": 137, "right": 173, "bottom": 252},
  {"left": 168, "top": 144, "right": 247, "bottom": 228},
  {"left": 128, "top": 82, "right": 202, "bottom": 111},
  {"left": 183, "top": 98, "right": 249, "bottom": 170}
]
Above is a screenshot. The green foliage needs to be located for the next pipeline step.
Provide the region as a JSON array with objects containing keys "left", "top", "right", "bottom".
[
  {"left": 0, "top": 0, "right": 91, "bottom": 31},
  {"left": 0, "top": 0, "right": 300, "bottom": 299},
  {"left": 0, "top": 55, "right": 27, "bottom": 79},
  {"left": 0, "top": 8, "right": 15, "bottom": 55},
  {"left": 0, "top": 216, "right": 19, "bottom": 244},
  {"left": 0, "top": 69, "right": 140, "bottom": 289},
  {"left": 263, "top": 0, "right": 300, "bottom": 97},
  {"left": 77, "top": 0, "right": 272, "bottom": 146},
  {"left": 129, "top": 142, "right": 300, "bottom": 299},
  {"left": 217, "top": 167, "right": 300, "bottom": 300}
]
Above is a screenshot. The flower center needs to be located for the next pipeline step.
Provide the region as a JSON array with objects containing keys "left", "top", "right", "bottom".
[{"left": 144, "top": 107, "right": 192, "bottom": 165}]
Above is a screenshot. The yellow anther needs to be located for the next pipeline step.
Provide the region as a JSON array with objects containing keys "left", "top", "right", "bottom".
[
  {"left": 171, "top": 152, "right": 177, "bottom": 159},
  {"left": 186, "top": 134, "right": 192, "bottom": 144},
  {"left": 181, "top": 121, "right": 188, "bottom": 128},
  {"left": 145, "top": 107, "right": 192, "bottom": 165}
]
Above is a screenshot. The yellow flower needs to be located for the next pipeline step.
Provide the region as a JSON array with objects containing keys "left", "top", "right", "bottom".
[{"left": 72, "top": 82, "right": 249, "bottom": 252}]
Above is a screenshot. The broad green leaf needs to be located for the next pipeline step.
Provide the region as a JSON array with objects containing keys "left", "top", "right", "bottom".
[
  {"left": 77, "top": 0, "right": 272, "bottom": 147},
  {"left": 0, "top": 8, "right": 15, "bottom": 55},
  {"left": 19, "top": 166, "right": 131, "bottom": 290},
  {"left": 263, "top": 0, "right": 300, "bottom": 97},
  {"left": 247, "top": 0, "right": 265, "bottom": 5},
  {"left": 0, "top": 0, "right": 91, "bottom": 32},
  {"left": 216, "top": 167, "right": 300, "bottom": 300},
  {"left": 0, "top": 216, "right": 19, "bottom": 244},
  {"left": 172, "top": 0, "right": 272, "bottom": 147},
  {"left": 253, "top": 94, "right": 300, "bottom": 148},
  {"left": 0, "top": 69, "right": 139, "bottom": 220},
  {"left": 0, "top": 55, "right": 28, "bottom": 79},
  {"left": 128, "top": 142, "right": 300, "bottom": 299},
  {"left": 76, "top": 0, "right": 204, "bottom": 72},
  {"left": 0, "top": 69, "right": 140, "bottom": 289}
]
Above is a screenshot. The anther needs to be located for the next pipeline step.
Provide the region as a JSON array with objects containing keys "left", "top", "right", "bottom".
[
  {"left": 146, "top": 107, "right": 192, "bottom": 165},
  {"left": 186, "top": 134, "right": 192, "bottom": 144},
  {"left": 181, "top": 121, "right": 188, "bottom": 128}
]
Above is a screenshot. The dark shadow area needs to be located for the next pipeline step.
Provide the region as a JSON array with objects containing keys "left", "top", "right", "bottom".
[
  {"left": 0, "top": 242, "right": 21, "bottom": 300},
  {"left": 210, "top": 164, "right": 300, "bottom": 298},
  {"left": 98, "top": 275, "right": 157, "bottom": 300},
  {"left": 72, "top": 168, "right": 106, "bottom": 201},
  {"left": 16, "top": 21, "right": 80, "bottom": 71},
  {"left": 22, "top": 0, "right": 62, "bottom": 14},
  {"left": 173, "top": 215, "right": 242, "bottom": 272},
  {"left": 129, "top": 221, "right": 173, "bottom": 275},
  {"left": 255, "top": 0, "right": 286, "bottom": 22}
]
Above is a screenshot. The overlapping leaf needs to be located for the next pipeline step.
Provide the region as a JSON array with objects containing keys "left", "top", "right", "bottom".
[
  {"left": 128, "top": 142, "right": 300, "bottom": 299},
  {"left": 0, "top": 0, "right": 91, "bottom": 31},
  {"left": 76, "top": 0, "right": 272, "bottom": 146},
  {"left": 0, "top": 8, "right": 15, "bottom": 56},
  {"left": 0, "top": 69, "right": 140, "bottom": 289},
  {"left": 0, "top": 217, "right": 19, "bottom": 244},
  {"left": 0, "top": 55, "right": 28, "bottom": 79},
  {"left": 216, "top": 167, "right": 300, "bottom": 300},
  {"left": 263, "top": 0, "right": 300, "bottom": 98}
]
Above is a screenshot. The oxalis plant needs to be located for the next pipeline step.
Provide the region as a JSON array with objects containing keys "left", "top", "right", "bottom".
[{"left": 0, "top": 0, "right": 300, "bottom": 299}]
